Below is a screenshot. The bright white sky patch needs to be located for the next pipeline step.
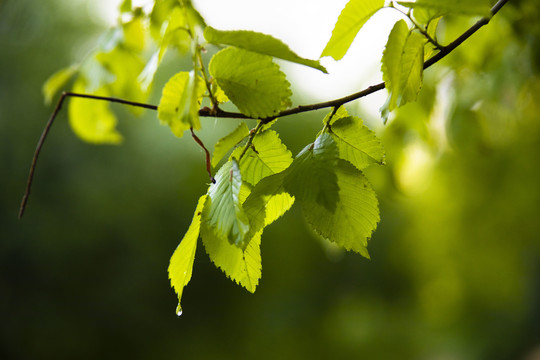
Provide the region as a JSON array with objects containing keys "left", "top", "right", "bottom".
[
  {"left": 92, "top": 0, "right": 402, "bottom": 122},
  {"left": 194, "top": 1, "right": 401, "bottom": 121}
]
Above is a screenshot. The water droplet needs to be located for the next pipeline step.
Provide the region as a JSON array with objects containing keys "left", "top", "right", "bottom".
[{"left": 176, "top": 304, "right": 183, "bottom": 317}]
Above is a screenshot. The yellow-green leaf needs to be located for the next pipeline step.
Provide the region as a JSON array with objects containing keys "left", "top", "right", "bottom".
[
  {"left": 67, "top": 78, "right": 122, "bottom": 144},
  {"left": 201, "top": 224, "right": 262, "bottom": 293},
  {"left": 230, "top": 130, "right": 293, "bottom": 186},
  {"left": 380, "top": 20, "right": 426, "bottom": 123},
  {"left": 96, "top": 47, "right": 147, "bottom": 104},
  {"left": 212, "top": 122, "right": 250, "bottom": 168},
  {"left": 284, "top": 133, "right": 339, "bottom": 212},
  {"left": 329, "top": 115, "right": 385, "bottom": 170},
  {"left": 242, "top": 171, "right": 295, "bottom": 240},
  {"left": 321, "top": 0, "right": 384, "bottom": 60},
  {"left": 168, "top": 195, "right": 207, "bottom": 316},
  {"left": 204, "top": 26, "right": 327, "bottom": 73},
  {"left": 158, "top": 71, "right": 205, "bottom": 137},
  {"left": 42, "top": 65, "right": 78, "bottom": 105},
  {"left": 209, "top": 47, "right": 292, "bottom": 119},
  {"left": 204, "top": 159, "right": 250, "bottom": 247},
  {"left": 398, "top": 0, "right": 492, "bottom": 17},
  {"left": 122, "top": 15, "right": 146, "bottom": 53},
  {"left": 303, "top": 160, "right": 379, "bottom": 258}
]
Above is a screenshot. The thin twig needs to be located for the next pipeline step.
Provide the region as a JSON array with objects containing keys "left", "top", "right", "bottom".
[
  {"left": 238, "top": 121, "right": 264, "bottom": 161},
  {"left": 18, "top": 92, "right": 157, "bottom": 219},
  {"left": 196, "top": 47, "right": 218, "bottom": 110},
  {"left": 190, "top": 128, "right": 216, "bottom": 184},
  {"left": 388, "top": 3, "right": 444, "bottom": 51}
]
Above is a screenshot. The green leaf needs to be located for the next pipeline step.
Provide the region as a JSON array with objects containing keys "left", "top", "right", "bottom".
[
  {"left": 204, "top": 159, "right": 250, "bottom": 247},
  {"left": 168, "top": 195, "right": 207, "bottom": 316},
  {"left": 329, "top": 116, "right": 385, "bottom": 170},
  {"left": 79, "top": 56, "right": 115, "bottom": 94},
  {"left": 184, "top": 0, "right": 207, "bottom": 32},
  {"left": 95, "top": 47, "right": 147, "bottom": 104},
  {"left": 242, "top": 171, "right": 295, "bottom": 240},
  {"left": 397, "top": 0, "right": 492, "bottom": 17},
  {"left": 160, "top": 6, "right": 191, "bottom": 54},
  {"left": 412, "top": 6, "right": 440, "bottom": 25},
  {"left": 302, "top": 160, "right": 379, "bottom": 258},
  {"left": 321, "top": 0, "right": 384, "bottom": 60},
  {"left": 42, "top": 65, "right": 78, "bottom": 105},
  {"left": 204, "top": 26, "right": 327, "bottom": 73},
  {"left": 68, "top": 78, "right": 122, "bottom": 144},
  {"left": 158, "top": 71, "right": 205, "bottom": 137},
  {"left": 323, "top": 106, "right": 350, "bottom": 126},
  {"left": 212, "top": 122, "right": 250, "bottom": 168},
  {"left": 201, "top": 224, "right": 262, "bottom": 293},
  {"left": 234, "top": 130, "right": 295, "bottom": 241},
  {"left": 122, "top": 15, "right": 146, "bottom": 53},
  {"left": 423, "top": 16, "right": 442, "bottom": 59},
  {"left": 230, "top": 130, "right": 294, "bottom": 186},
  {"left": 284, "top": 133, "right": 339, "bottom": 212},
  {"left": 149, "top": 0, "right": 188, "bottom": 47},
  {"left": 138, "top": 51, "right": 160, "bottom": 91},
  {"left": 380, "top": 20, "right": 426, "bottom": 123},
  {"left": 119, "top": 0, "right": 132, "bottom": 13},
  {"left": 211, "top": 79, "right": 229, "bottom": 104},
  {"left": 209, "top": 47, "right": 292, "bottom": 118}
]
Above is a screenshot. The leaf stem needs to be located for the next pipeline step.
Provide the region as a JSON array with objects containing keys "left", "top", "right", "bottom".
[
  {"left": 321, "top": 106, "right": 340, "bottom": 134},
  {"left": 196, "top": 46, "right": 219, "bottom": 111},
  {"left": 190, "top": 128, "right": 216, "bottom": 184},
  {"left": 388, "top": 3, "right": 444, "bottom": 50},
  {"left": 238, "top": 121, "right": 265, "bottom": 161}
]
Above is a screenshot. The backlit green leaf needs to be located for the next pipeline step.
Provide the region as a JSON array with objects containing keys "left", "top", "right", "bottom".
[
  {"left": 412, "top": 6, "right": 440, "bottom": 26},
  {"left": 324, "top": 106, "right": 350, "bottom": 126},
  {"left": 138, "top": 51, "right": 160, "bottom": 91},
  {"left": 209, "top": 47, "right": 292, "bottom": 118},
  {"left": 211, "top": 79, "right": 229, "bottom": 104},
  {"left": 204, "top": 159, "right": 250, "bottom": 247},
  {"left": 284, "top": 133, "right": 339, "bottom": 212},
  {"left": 119, "top": 0, "right": 131, "bottom": 13},
  {"left": 303, "top": 160, "right": 379, "bottom": 258},
  {"left": 381, "top": 20, "right": 426, "bottom": 123},
  {"left": 150, "top": 0, "right": 182, "bottom": 41},
  {"left": 96, "top": 47, "right": 147, "bottom": 104},
  {"left": 398, "top": 0, "right": 492, "bottom": 17},
  {"left": 201, "top": 225, "right": 262, "bottom": 293},
  {"left": 168, "top": 195, "right": 207, "bottom": 315},
  {"left": 68, "top": 78, "right": 122, "bottom": 144},
  {"left": 158, "top": 71, "right": 205, "bottom": 137},
  {"left": 204, "top": 26, "right": 327, "bottom": 73},
  {"left": 42, "top": 65, "right": 78, "bottom": 105},
  {"left": 242, "top": 171, "right": 294, "bottom": 240},
  {"left": 160, "top": 6, "right": 191, "bottom": 54},
  {"left": 329, "top": 115, "right": 385, "bottom": 170},
  {"left": 212, "top": 122, "right": 250, "bottom": 168},
  {"left": 230, "top": 130, "right": 293, "bottom": 186},
  {"left": 321, "top": 0, "right": 384, "bottom": 60},
  {"left": 122, "top": 15, "right": 146, "bottom": 53}
]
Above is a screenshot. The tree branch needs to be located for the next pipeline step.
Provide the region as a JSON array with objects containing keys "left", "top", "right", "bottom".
[
  {"left": 18, "top": 92, "right": 157, "bottom": 219},
  {"left": 19, "top": 0, "right": 509, "bottom": 219}
]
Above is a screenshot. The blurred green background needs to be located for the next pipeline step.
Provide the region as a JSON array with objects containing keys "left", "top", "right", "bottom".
[{"left": 1, "top": 0, "right": 539, "bottom": 359}]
